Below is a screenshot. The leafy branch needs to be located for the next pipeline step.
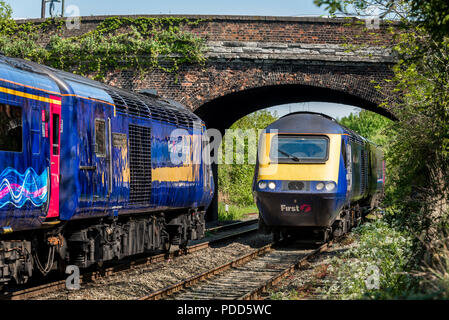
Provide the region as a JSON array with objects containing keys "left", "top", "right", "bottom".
[{"left": 0, "top": 2, "right": 207, "bottom": 80}]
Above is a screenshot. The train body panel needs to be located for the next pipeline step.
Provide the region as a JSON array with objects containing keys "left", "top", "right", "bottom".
[
  {"left": 0, "top": 55, "right": 213, "bottom": 286},
  {"left": 253, "top": 112, "right": 385, "bottom": 238},
  {"left": 0, "top": 56, "right": 213, "bottom": 232},
  {"left": 0, "top": 59, "right": 61, "bottom": 231}
]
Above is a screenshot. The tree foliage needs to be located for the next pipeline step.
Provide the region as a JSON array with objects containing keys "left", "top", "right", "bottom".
[
  {"left": 338, "top": 110, "right": 392, "bottom": 146},
  {"left": 317, "top": 0, "right": 449, "bottom": 232},
  {"left": 315, "top": 0, "right": 449, "bottom": 297},
  {"left": 0, "top": 3, "right": 206, "bottom": 80},
  {"left": 218, "top": 110, "right": 278, "bottom": 206}
]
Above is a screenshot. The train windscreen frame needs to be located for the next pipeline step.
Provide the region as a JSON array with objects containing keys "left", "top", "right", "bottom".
[{"left": 269, "top": 134, "right": 329, "bottom": 164}]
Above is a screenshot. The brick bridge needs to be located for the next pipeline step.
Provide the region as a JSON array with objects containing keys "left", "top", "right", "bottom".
[
  {"left": 24, "top": 14, "right": 397, "bottom": 130},
  {"left": 24, "top": 14, "right": 398, "bottom": 220}
]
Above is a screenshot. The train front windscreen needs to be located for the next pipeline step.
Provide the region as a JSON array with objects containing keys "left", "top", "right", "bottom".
[{"left": 269, "top": 135, "right": 329, "bottom": 163}]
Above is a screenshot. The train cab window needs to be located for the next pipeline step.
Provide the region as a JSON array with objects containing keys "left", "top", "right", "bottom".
[
  {"left": 52, "top": 114, "right": 60, "bottom": 155},
  {"left": 0, "top": 103, "right": 22, "bottom": 152},
  {"left": 95, "top": 119, "right": 106, "bottom": 157},
  {"left": 270, "top": 135, "right": 329, "bottom": 163}
]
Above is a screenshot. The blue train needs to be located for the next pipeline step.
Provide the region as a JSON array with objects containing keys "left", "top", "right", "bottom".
[
  {"left": 253, "top": 112, "right": 385, "bottom": 242},
  {"left": 0, "top": 55, "right": 214, "bottom": 286}
]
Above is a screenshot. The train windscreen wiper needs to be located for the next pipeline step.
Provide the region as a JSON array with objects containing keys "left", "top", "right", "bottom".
[{"left": 278, "top": 149, "right": 300, "bottom": 162}]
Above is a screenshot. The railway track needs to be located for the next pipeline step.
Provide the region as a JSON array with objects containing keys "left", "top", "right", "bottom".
[
  {"left": 2, "top": 218, "right": 259, "bottom": 300},
  {"left": 139, "top": 240, "right": 333, "bottom": 300}
]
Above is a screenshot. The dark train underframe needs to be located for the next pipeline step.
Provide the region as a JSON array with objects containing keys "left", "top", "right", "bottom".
[
  {"left": 259, "top": 201, "right": 374, "bottom": 243},
  {"left": 0, "top": 209, "right": 205, "bottom": 287}
]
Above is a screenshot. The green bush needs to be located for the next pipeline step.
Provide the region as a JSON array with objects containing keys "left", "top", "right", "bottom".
[
  {"left": 0, "top": 3, "right": 206, "bottom": 80},
  {"left": 338, "top": 110, "right": 393, "bottom": 146},
  {"left": 324, "top": 219, "right": 416, "bottom": 299},
  {"left": 217, "top": 202, "right": 258, "bottom": 221}
]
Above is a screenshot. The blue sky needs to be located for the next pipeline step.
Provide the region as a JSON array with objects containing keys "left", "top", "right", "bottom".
[
  {"left": 7, "top": 0, "right": 360, "bottom": 119},
  {"left": 9, "top": 0, "right": 329, "bottom": 19}
]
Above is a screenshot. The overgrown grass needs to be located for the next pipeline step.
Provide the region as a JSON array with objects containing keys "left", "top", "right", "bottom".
[
  {"left": 411, "top": 236, "right": 449, "bottom": 299},
  {"left": 218, "top": 202, "right": 258, "bottom": 221},
  {"left": 321, "top": 219, "right": 417, "bottom": 299}
]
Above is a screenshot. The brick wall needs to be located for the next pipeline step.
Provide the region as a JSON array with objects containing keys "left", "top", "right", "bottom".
[{"left": 18, "top": 15, "right": 396, "bottom": 121}]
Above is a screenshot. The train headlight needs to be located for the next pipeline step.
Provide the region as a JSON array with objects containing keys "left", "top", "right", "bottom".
[
  {"left": 258, "top": 181, "right": 267, "bottom": 189},
  {"left": 325, "top": 182, "right": 336, "bottom": 191},
  {"left": 316, "top": 182, "right": 325, "bottom": 191},
  {"left": 268, "top": 182, "right": 276, "bottom": 190}
]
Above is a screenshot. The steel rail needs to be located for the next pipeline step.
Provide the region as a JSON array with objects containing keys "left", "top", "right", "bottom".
[
  {"left": 3, "top": 219, "right": 258, "bottom": 300},
  {"left": 206, "top": 218, "right": 258, "bottom": 234},
  {"left": 238, "top": 240, "right": 332, "bottom": 300},
  {"left": 139, "top": 240, "right": 335, "bottom": 301},
  {"left": 138, "top": 243, "right": 275, "bottom": 300}
]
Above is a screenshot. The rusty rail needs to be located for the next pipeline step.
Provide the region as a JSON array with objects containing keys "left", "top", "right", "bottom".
[
  {"left": 238, "top": 241, "right": 332, "bottom": 300},
  {"left": 139, "top": 243, "right": 274, "bottom": 300},
  {"left": 138, "top": 239, "right": 334, "bottom": 301},
  {"left": 3, "top": 219, "right": 258, "bottom": 300}
]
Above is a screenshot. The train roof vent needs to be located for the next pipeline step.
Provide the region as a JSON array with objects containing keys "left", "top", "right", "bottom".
[
  {"left": 176, "top": 111, "right": 193, "bottom": 128},
  {"left": 138, "top": 88, "right": 159, "bottom": 98},
  {"left": 105, "top": 87, "right": 201, "bottom": 129},
  {"left": 146, "top": 100, "right": 175, "bottom": 123},
  {"left": 0, "top": 55, "right": 47, "bottom": 75},
  {"left": 104, "top": 89, "right": 128, "bottom": 114},
  {"left": 105, "top": 88, "right": 151, "bottom": 118},
  {"left": 120, "top": 93, "right": 151, "bottom": 118}
]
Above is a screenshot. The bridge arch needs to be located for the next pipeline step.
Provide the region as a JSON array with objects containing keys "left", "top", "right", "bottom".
[
  {"left": 196, "top": 81, "right": 396, "bottom": 221},
  {"left": 195, "top": 82, "right": 396, "bottom": 135}
]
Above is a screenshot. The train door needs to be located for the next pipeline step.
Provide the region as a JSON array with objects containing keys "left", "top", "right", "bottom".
[
  {"left": 47, "top": 97, "right": 61, "bottom": 218},
  {"left": 92, "top": 103, "right": 114, "bottom": 206}
]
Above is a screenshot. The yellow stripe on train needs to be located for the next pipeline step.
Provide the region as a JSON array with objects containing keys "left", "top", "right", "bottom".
[
  {"left": 152, "top": 165, "right": 200, "bottom": 182},
  {"left": 0, "top": 86, "right": 61, "bottom": 105}
]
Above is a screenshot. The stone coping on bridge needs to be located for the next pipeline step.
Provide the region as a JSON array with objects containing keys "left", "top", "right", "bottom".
[
  {"left": 206, "top": 41, "right": 394, "bottom": 63},
  {"left": 16, "top": 13, "right": 398, "bottom": 52},
  {"left": 14, "top": 14, "right": 396, "bottom": 65}
]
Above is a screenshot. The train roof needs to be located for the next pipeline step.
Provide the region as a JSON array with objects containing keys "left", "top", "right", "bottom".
[
  {"left": 0, "top": 55, "right": 202, "bottom": 128},
  {"left": 266, "top": 112, "right": 347, "bottom": 134},
  {"left": 265, "top": 112, "right": 381, "bottom": 147}
]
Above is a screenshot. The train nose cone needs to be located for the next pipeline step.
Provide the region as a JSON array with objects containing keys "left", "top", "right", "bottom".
[{"left": 255, "top": 191, "right": 339, "bottom": 228}]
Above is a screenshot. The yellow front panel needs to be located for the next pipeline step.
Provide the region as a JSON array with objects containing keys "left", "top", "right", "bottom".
[{"left": 257, "top": 133, "right": 342, "bottom": 181}]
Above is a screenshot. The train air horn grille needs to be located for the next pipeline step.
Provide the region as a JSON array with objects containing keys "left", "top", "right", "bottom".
[{"left": 288, "top": 181, "right": 305, "bottom": 191}]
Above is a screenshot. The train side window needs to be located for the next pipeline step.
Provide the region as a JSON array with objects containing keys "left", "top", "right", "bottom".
[
  {"left": 31, "top": 109, "right": 40, "bottom": 155},
  {"left": 341, "top": 140, "right": 347, "bottom": 169},
  {"left": 52, "top": 113, "right": 60, "bottom": 155},
  {"left": 95, "top": 119, "right": 106, "bottom": 157},
  {"left": 0, "top": 103, "right": 22, "bottom": 152}
]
